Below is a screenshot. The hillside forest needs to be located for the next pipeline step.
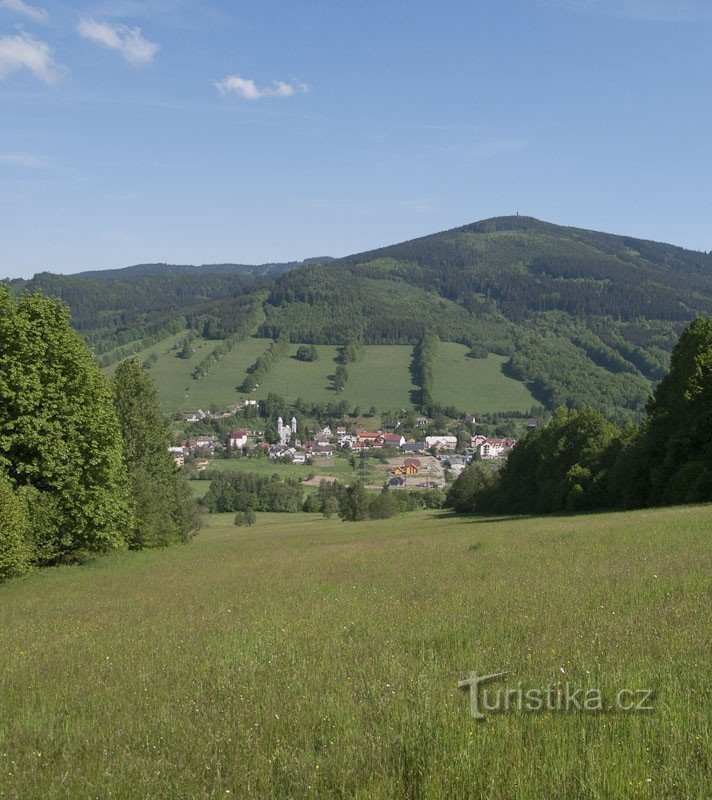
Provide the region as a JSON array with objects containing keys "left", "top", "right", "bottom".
[{"left": 6, "top": 216, "right": 712, "bottom": 424}]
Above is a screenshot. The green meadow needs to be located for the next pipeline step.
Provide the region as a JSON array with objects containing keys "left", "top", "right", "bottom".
[
  {"left": 1, "top": 505, "right": 709, "bottom": 799},
  {"left": 431, "top": 343, "right": 538, "bottom": 413},
  {"left": 105, "top": 337, "right": 418, "bottom": 413},
  {"left": 106, "top": 335, "right": 538, "bottom": 416},
  {"left": 238, "top": 344, "right": 418, "bottom": 412},
  {"left": 107, "top": 333, "right": 268, "bottom": 414}
]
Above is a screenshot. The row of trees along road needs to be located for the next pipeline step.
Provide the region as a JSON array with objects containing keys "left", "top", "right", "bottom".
[{"left": 0, "top": 286, "right": 200, "bottom": 582}]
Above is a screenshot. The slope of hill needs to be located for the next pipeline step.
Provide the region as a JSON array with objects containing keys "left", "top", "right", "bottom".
[
  {"left": 6, "top": 217, "right": 711, "bottom": 420},
  {"left": 258, "top": 217, "right": 711, "bottom": 419}
]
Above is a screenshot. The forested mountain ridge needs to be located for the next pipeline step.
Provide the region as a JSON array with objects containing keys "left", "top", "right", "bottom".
[
  {"left": 259, "top": 216, "right": 711, "bottom": 420},
  {"left": 70, "top": 258, "right": 331, "bottom": 279},
  {"left": 4, "top": 216, "right": 711, "bottom": 422}
]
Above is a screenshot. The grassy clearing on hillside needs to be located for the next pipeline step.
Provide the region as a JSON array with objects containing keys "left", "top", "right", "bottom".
[
  {"left": 250, "top": 344, "right": 418, "bottom": 411},
  {"left": 0, "top": 505, "right": 709, "bottom": 799},
  {"left": 432, "top": 343, "right": 538, "bottom": 413},
  {"left": 105, "top": 333, "right": 267, "bottom": 413},
  {"left": 106, "top": 338, "right": 420, "bottom": 413},
  {"left": 340, "top": 345, "right": 417, "bottom": 411},
  {"left": 250, "top": 344, "right": 342, "bottom": 403},
  {"left": 105, "top": 336, "right": 536, "bottom": 416}
]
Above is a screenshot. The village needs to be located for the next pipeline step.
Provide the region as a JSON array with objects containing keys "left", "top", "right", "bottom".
[{"left": 169, "top": 408, "right": 522, "bottom": 491}]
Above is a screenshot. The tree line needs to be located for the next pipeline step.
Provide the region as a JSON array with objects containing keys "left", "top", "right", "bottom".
[
  {"left": 191, "top": 299, "right": 264, "bottom": 380},
  {"left": 447, "top": 318, "right": 712, "bottom": 515},
  {"left": 240, "top": 336, "right": 290, "bottom": 392}
]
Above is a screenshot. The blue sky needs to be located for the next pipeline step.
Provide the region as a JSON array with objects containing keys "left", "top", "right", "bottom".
[{"left": 1, "top": 0, "right": 710, "bottom": 277}]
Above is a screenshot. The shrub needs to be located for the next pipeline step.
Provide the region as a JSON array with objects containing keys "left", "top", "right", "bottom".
[{"left": 234, "top": 509, "right": 257, "bottom": 527}]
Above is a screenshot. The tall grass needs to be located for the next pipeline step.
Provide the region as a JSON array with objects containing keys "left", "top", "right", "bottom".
[{"left": 0, "top": 506, "right": 709, "bottom": 798}]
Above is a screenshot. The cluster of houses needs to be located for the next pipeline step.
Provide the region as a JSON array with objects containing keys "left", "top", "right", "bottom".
[
  {"left": 386, "top": 458, "right": 425, "bottom": 489},
  {"left": 183, "top": 400, "right": 259, "bottom": 425},
  {"left": 170, "top": 415, "right": 519, "bottom": 471},
  {"left": 168, "top": 434, "right": 218, "bottom": 469},
  {"left": 265, "top": 417, "right": 336, "bottom": 462}
]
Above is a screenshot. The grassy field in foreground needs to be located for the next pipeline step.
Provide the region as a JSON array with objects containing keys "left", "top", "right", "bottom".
[
  {"left": 431, "top": 343, "right": 538, "bottom": 413},
  {"left": 1, "top": 507, "right": 709, "bottom": 799}
]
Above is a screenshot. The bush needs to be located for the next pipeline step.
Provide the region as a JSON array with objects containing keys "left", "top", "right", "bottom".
[
  {"left": 368, "top": 491, "right": 401, "bottom": 520},
  {"left": 234, "top": 509, "right": 257, "bottom": 527},
  {"left": 421, "top": 488, "right": 446, "bottom": 509},
  {"left": 302, "top": 494, "right": 320, "bottom": 513},
  {"left": 296, "top": 344, "right": 319, "bottom": 362},
  {"left": 445, "top": 463, "right": 499, "bottom": 513}
]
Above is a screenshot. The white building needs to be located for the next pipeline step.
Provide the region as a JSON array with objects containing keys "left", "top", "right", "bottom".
[
  {"left": 478, "top": 438, "right": 517, "bottom": 460},
  {"left": 425, "top": 435, "right": 457, "bottom": 452},
  {"left": 277, "top": 416, "right": 291, "bottom": 446},
  {"left": 228, "top": 429, "right": 248, "bottom": 449}
]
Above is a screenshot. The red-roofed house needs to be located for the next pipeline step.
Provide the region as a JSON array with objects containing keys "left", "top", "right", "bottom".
[{"left": 228, "top": 429, "right": 248, "bottom": 449}]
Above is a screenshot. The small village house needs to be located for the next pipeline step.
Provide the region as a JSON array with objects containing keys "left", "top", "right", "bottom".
[
  {"left": 425, "top": 435, "right": 457, "bottom": 452},
  {"left": 227, "top": 429, "right": 248, "bottom": 449}
]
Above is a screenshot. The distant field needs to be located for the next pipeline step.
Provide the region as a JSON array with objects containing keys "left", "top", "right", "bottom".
[
  {"left": 432, "top": 343, "right": 537, "bottom": 413},
  {"left": 1, "top": 504, "right": 709, "bottom": 798},
  {"left": 106, "top": 333, "right": 266, "bottom": 413},
  {"left": 341, "top": 345, "right": 417, "bottom": 410},
  {"left": 250, "top": 344, "right": 342, "bottom": 404},
  {"left": 108, "top": 337, "right": 420, "bottom": 413},
  {"left": 249, "top": 344, "right": 418, "bottom": 412},
  {"left": 193, "top": 455, "right": 359, "bottom": 481},
  {"left": 105, "top": 335, "right": 535, "bottom": 415}
]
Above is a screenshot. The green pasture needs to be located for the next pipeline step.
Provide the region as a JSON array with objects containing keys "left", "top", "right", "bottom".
[
  {"left": 0, "top": 504, "right": 709, "bottom": 798},
  {"left": 105, "top": 334, "right": 536, "bottom": 417},
  {"left": 431, "top": 343, "right": 538, "bottom": 413}
]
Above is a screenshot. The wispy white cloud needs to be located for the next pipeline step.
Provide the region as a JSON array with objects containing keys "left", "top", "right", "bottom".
[
  {"left": 1, "top": 0, "right": 47, "bottom": 23},
  {"left": 0, "top": 153, "right": 51, "bottom": 168},
  {"left": 0, "top": 33, "right": 66, "bottom": 83},
  {"left": 216, "top": 75, "right": 310, "bottom": 100},
  {"left": 553, "top": 0, "right": 712, "bottom": 22},
  {"left": 77, "top": 18, "right": 159, "bottom": 66}
]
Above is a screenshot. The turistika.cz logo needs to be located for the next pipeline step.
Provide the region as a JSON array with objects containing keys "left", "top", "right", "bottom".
[{"left": 459, "top": 671, "right": 655, "bottom": 721}]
